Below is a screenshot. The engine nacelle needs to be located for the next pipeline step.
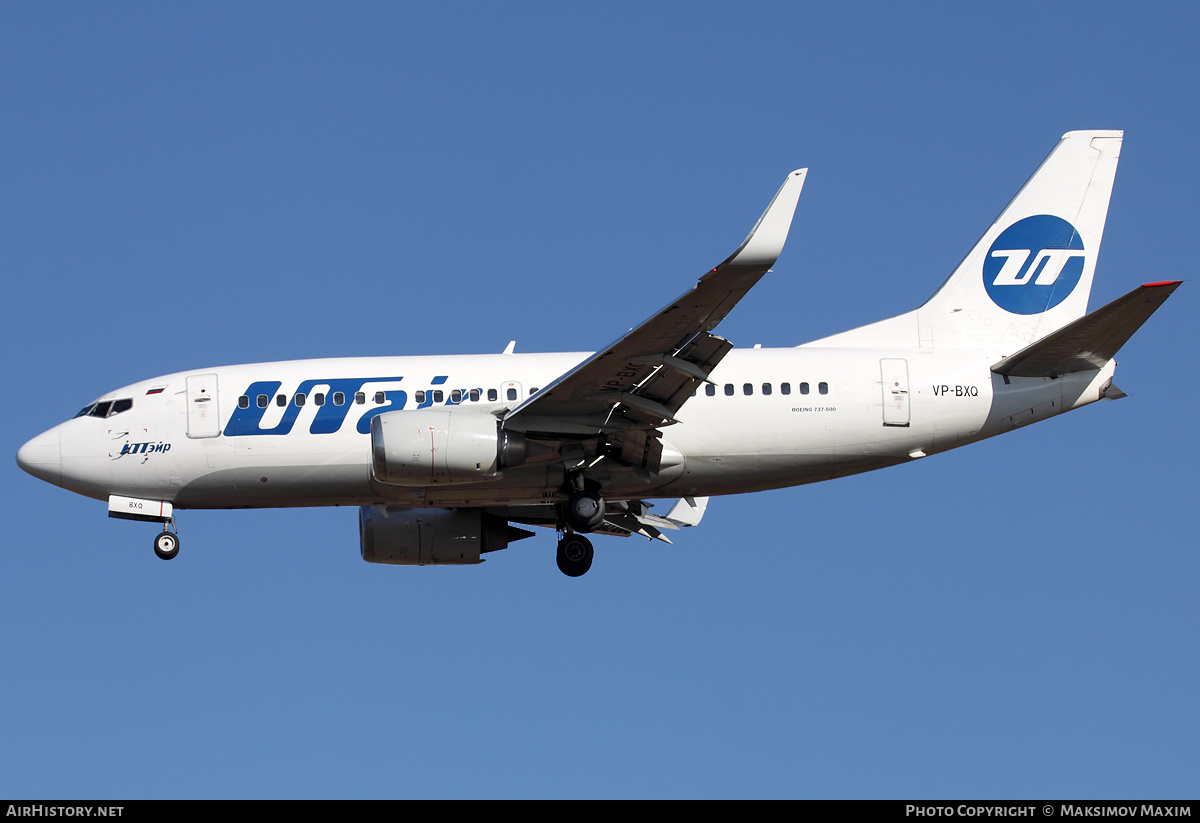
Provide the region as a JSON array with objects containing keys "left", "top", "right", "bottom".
[
  {"left": 359, "top": 506, "right": 534, "bottom": 565},
  {"left": 370, "top": 409, "right": 526, "bottom": 486}
]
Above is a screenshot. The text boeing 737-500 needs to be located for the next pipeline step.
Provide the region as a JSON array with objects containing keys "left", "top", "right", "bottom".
[{"left": 16, "top": 131, "right": 1180, "bottom": 576}]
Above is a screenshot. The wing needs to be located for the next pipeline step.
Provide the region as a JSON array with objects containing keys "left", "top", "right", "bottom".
[{"left": 503, "top": 169, "right": 807, "bottom": 460}]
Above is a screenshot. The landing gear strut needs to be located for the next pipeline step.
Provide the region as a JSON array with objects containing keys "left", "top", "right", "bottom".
[
  {"left": 556, "top": 534, "right": 593, "bottom": 577},
  {"left": 153, "top": 522, "right": 179, "bottom": 560}
]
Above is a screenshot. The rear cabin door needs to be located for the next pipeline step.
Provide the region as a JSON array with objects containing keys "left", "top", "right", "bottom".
[
  {"left": 880, "top": 359, "right": 910, "bottom": 427},
  {"left": 186, "top": 373, "right": 221, "bottom": 438}
]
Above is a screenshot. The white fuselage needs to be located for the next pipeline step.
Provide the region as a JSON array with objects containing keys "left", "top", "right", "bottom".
[{"left": 27, "top": 345, "right": 1116, "bottom": 511}]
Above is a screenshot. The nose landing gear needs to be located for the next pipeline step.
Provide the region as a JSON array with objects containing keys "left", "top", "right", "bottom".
[{"left": 153, "top": 522, "right": 180, "bottom": 560}]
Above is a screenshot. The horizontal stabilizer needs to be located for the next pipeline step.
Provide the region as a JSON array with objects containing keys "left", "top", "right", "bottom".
[{"left": 992, "top": 281, "right": 1181, "bottom": 377}]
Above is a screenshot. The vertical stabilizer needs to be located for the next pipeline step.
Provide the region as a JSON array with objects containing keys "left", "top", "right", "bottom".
[{"left": 917, "top": 130, "right": 1122, "bottom": 350}]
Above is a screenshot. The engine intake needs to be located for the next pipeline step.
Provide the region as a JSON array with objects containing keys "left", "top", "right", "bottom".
[{"left": 370, "top": 409, "right": 526, "bottom": 486}]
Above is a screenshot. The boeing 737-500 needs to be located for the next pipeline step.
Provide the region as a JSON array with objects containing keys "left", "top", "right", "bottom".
[{"left": 16, "top": 130, "right": 1179, "bottom": 576}]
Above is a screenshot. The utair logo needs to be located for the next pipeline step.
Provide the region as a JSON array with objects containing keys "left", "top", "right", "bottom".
[{"left": 982, "top": 215, "right": 1086, "bottom": 315}]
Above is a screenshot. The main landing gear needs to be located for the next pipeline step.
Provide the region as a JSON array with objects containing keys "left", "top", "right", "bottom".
[
  {"left": 153, "top": 521, "right": 180, "bottom": 560},
  {"left": 556, "top": 473, "right": 604, "bottom": 576},
  {"left": 556, "top": 533, "right": 593, "bottom": 577},
  {"left": 565, "top": 488, "right": 604, "bottom": 532}
]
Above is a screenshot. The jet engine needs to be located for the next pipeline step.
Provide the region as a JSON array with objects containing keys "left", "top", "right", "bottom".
[
  {"left": 359, "top": 506, "right": 534, "bottom": 565},
  {"left": 370, "top": 409, "right": 527, "bottom": 486}
]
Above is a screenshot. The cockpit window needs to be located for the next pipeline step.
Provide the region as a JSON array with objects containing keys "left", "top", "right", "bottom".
[{"left": 78, "top": 398, "right": 134, "bottom": 419}]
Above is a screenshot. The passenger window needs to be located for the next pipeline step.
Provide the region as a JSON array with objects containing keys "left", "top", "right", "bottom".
[
  {"left": 762, "top": 383, "right": 772, "bottom": 396},
  {"left": 333, "top": 392, "right": 345, "bottom": 406},
  {"left": 507, "top": 388, "right": 517, "bottom": 401},
  {"left": 314, "top": 393, "right": 325, "bottom": 406},
  {"left": 469, "top": 389, "right": 480, "bottom": 402},
  {"left": 295, "top": 393, "right": 306, "bottom": 407},
  {"left": 819, "top": 382, "right": 829, "bottom": 395},
  {"left": 743, "top": 383, "right": 753, "bottom": 396},
  {"left": 415, "top": 391, "right": 426, "bottom": 403},
  {"left": 355, "top": 392, "right": 365, "bottom": 405},
  {"left": 238, "top": 396, "right": 249, "bottom": 409},
  {"left": 432, "top": 390, "right": 443, "bottom": 403},
  {"left": 451, "top": 390, "right": 463, "bottom": 403},
  {"left": 706, "top": 384, "right": 716, "bottom": 397},
  {"left": 257, "top": 394, "right": 269, "bottom": 408},
  {"left": 374, "top": 391, "right": 385, "bottom": 404},
  {"left": 780, "top": 383, "right": 791, "bottom": 395},
  {"left": 488, "top": 389, "right": 498, "bottom": 401},
  {"left": 800, "top": 382, "right": 810, "bottom": 395},
  {"left": 276, "top": 394, "right": 287, "bottom": 407},
  {"left": 724, "top": 384, "right": 734, "bottom": 396}
]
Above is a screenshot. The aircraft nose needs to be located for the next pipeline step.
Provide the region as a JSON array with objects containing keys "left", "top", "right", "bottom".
[{"left": 16, "top": 427, "right": 62, "bottom": 487}]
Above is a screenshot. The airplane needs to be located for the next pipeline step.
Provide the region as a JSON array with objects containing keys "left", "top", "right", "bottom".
[{"left": 16, "top": 130, "right": 1180, "bottom": 577}]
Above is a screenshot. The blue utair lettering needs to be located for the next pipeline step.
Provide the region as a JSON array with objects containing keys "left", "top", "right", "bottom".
[
  {"left": 118, "top": 441, "right": 171, "bottom": 456},
  {"left": 444, "top": 387, "right": 483, "bottom": 407},
  {"left": 224, "top": 377, "right": 406, "bottom": 436},
  {"left": 415, "top": 376, "right": 450, "bottom": 410}
]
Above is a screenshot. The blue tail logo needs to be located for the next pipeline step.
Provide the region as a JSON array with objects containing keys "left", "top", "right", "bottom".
[{"left": 983, "top": 215, "right": 1085, "bottom": 315}]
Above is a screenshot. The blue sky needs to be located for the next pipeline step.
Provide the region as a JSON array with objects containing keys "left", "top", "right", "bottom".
[{"left": 2, "top": 2, "right": 1197, "bottom": 798}]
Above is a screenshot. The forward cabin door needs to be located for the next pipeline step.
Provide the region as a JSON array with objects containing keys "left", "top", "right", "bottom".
[
  {"left": 186, "top": 373, "right": 221, "bottom": 438},
  {"left": 880, "top": 358, "right": 910, "bottom": 427}
]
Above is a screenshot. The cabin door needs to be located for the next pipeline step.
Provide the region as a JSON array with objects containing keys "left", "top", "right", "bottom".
[
  {"left": 186, "top": 373, "right": 221, "bottom": 438},
  {"left": 880, "top": 359, "right": 910, "bottom": 427}
]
